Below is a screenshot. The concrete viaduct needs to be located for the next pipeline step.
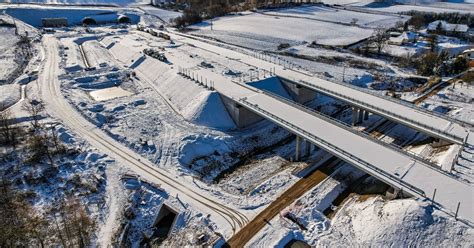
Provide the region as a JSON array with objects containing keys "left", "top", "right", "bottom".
[{"left": 101, "top": 32, "right": 474, "bottom": 224}]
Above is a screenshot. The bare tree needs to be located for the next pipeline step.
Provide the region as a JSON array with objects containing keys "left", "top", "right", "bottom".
[
  {"left": 371, "top": 27, "right": 389, "bottom": 54},
  {"left": 0, "top": 107, "right": 19, "bottom": 147},
  {"left": 427, "top": 34, "right": 437, "bottom": 52},
  {"left": 56, "top": 197, "right": 96, "bottom": 247},
  {"left": 0, "top": 181, "right": 48, "bottom": 247},
  {"left": 351, "top": 18, "right": 358, "bottom": 26},
  {"left": 22, "top": 98, "right": 45, "bottom": 132}
]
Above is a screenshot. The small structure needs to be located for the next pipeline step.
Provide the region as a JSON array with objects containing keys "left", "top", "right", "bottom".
[
  {"left": 42, "top": 18, "right": 68, "bottom": 27},
  {"left": 427, "top": 20, "right": 469, "bottom": 35},
  {"left": 389, "top": 31, "right": 417, "bottom": 45},
  {"left": 461, "top": 48, "right": 474, "bottom": 61}
]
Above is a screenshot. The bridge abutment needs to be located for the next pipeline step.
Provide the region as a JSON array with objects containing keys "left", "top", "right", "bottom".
[
  {"left": 280, "top": 77, "right": 317, "bottom": 104},
  {"left": 221, "top": 95, "right": 263, "bottom": 128}
]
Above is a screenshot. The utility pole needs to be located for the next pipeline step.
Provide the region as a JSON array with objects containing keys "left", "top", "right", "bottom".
[{"left": 342, "top": 66, "right": 346, "bottom": 83}]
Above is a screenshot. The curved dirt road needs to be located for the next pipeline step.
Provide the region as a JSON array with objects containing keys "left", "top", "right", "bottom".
[{"left": 38, "top": 35, "right": 248, "bottom": 237}]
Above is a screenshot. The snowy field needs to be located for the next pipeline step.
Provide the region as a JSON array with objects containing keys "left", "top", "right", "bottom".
[
  {"left": 0, "top": 84, "right": 20, "bottom": 109},
  {"left": 262, "top": 4, "right": 408, "bottom": 28},
  {"left": 138, "top": 5, "right": 181, "bottom": 23},
  {"left": 0, "top": 26, "right": 19, "bottom": 82},
  {"left": 189, "top": 12, "right": 374, "bottom": 48},
  {"left": 1, "top": 4, "right": 473, "bottom": 247},
  {"left": 350, "top": 2, "right": 474, "bottom": 14}
]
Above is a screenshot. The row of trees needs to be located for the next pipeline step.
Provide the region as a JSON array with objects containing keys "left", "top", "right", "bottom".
[
  {"left": 0, "top": 99, "right": 96, "bottom": 247},
  {"left": 171, "top": 0, "right": 322, "bottom": 27},
  {"left": 404, "top": 11, "right": 473, "bottom": 30},
  {"left": 0, "top": 182, "right": 95, "bottom": 247}
]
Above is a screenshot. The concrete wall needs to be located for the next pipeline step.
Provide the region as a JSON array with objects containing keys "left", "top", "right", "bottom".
[
  {"left": 221, "top": 95, "right": 263, "bottom": 128},
  {"left": 280, "top": 77, "right": 317, "bottom": 104},
  {"left": 42, "top": 18, "right": 68, "bottom": 27},
  {"left": 153, "top": 203, "right": 179, "bottom": 227}
]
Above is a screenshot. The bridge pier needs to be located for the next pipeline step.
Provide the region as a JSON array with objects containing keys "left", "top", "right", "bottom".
[
  {"left": 305, "top": 139, "right": 311, "bottom": 157},
  {"left": 364, "top": 109, "right": 369, "bottom": 120},
  {"left": 358, "top": 108, "right": 364, "bottom": 123},
  {"left": 352, "top": 107, "right": 358, "bottom": 126},
  {"left": 295, "top": 136, "right": 301, "bottom": 161},
  {"left": 385, "top": 186, "right": 400, "bottom": 200}
]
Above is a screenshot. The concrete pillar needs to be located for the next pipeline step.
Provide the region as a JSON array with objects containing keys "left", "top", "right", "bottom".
[
  {"left": 352, "top": 107, "right": 357, "bottom": 126},
  {"left": 295, "top": 136, "right": 301, "bottom": 161},
  {"left": 364, "top": 110, "right": 369, "bottom": 120},
  {"left": 305, "top": 140, "right": 311, "bottom": 157},
  {"left": 358, "top": 108, "right": 364, "bottom": 123},
  {"left": 385, "top": 187, "right": 400, "bottom": 200}
]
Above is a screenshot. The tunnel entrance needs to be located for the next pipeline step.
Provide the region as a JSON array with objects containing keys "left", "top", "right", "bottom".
[
  {"left": 117, "top": 15, "right": 131, "bottom": 23},
  {"left": 284, "top": 239, "right": 310, "bottom": 248},
  {"left": 82, "top": 17, "right": 97, "bottom": 26},
  {"left": 151, "top": 204, "right": 178, "bottom": 243}
]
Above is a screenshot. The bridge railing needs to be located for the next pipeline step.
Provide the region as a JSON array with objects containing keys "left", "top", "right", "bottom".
[
  {"left": 281, "top": 76, "right": 465, "bottom": 143},
  {"left": 251, "top": 50, "right": 473, "bottom": 129},
  {"left": 236, "top": 82, "right": 466, "bottom": 184},
  {"left": 236, "top": 96, "right": 426, "bottom": 197}
]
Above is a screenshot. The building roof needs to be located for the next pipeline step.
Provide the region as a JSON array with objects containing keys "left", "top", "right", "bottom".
[
  {"left": 428, "top": 20, "right": 469, "bottom": 33},
  {"left": 389, "top": 31, "right": 417, "bottom": 44},
  {"left": 463, "top": 48, "right": 474, "bottom": 54}
]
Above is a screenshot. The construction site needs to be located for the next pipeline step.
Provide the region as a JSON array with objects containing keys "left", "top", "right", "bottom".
[{"left": 0, "top": 1, "right": 473, "bottom": 247}]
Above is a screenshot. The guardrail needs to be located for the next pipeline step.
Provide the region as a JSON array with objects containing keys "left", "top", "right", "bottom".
[
  {"left": 248, "top": 49, "right": 473, "bottom": 129},
  {"left": 281, "top": 76, "right": 466, "bottom": 144},
  {"left": 236, "top": 82, "right": 466, "bottom": 184},
  {"left": 236, "top": 97, "right": 426, "bottom": 197},
  {"left": 176, "top": 31, "right": 472, "bottom": 129}
]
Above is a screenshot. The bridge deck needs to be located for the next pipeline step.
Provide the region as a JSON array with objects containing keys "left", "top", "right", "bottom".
[
  {"left": 102, "top": 33, "right": 474, "bottom": 224},
  {"left": 171, "top": 33, "right": 470, "bottom": 145}
]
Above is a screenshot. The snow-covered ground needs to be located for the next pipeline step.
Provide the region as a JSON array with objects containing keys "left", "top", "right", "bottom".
[
  {"left": 189, "top": 12, "right": 374, "bottom": 48},
  {"left": 248, "top": 163, "right": 474, "bottom": 247},
  {"left": 0, "top": 83, "right": 20, "bottom": 108},
  {"left": 262, "top": 4, "right": 408, "bottom": 28},
  {"left": 1, "top": 4, "right": 473, "bottom": 247},
  {"left": 138, "top": 5, "right": 181, "bottom": 23},
  {"left": 0, "top": 26, "right": 20, "bottom": 82},
  {"left": 346, "top": 1, "right": 474, "bottom": 13}
]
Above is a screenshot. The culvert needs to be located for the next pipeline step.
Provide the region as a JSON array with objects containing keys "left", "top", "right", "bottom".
[
  {"left": 117, "top": 15, "right": 131, "bottom": 23},
  {"left": 82, "top": 17, "right": 97, "bottom": 26},
  {"left": 152, "top": 204, "right": 179, "bottom": 241}
]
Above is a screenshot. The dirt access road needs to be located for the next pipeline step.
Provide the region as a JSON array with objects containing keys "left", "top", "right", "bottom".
[
  {"left": 226, "top": 157, "right": 341, "bottom": 247},
  {"left": 38, "top": 35, "right": 248, "bottom": 238}
]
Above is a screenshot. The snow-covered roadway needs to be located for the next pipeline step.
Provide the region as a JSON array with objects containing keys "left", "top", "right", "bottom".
[
  {"left": 101, "top": 32, "right": 473, "bottom": 224},
  {"left": 38, "top": 35, "right": 248, "bottom": 239},
  {"left": 171, "top": 31, "right": 471, "bottom": 146}
]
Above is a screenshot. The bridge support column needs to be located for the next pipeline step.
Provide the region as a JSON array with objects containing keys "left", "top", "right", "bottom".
[
  {"left": 305, "top": 140, "right": 311, "bottom": 157},
  {"left": 295, "top": 136, "right": 301, "bottom": 161},
  {"left": 364, "top": 110, "right": 369, "bottom": 120},
  {"left": 352, "top": 107, "right": 357, "bottom": 126},
  {"left": 385, "top": 187, "right": 400, "bottom": 200},
  {"left": 358, "top": 108, "right": 364, "bottom": 123}
]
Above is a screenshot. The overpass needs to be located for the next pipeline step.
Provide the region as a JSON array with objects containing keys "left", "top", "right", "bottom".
[
  {"left": 170, "top": 32, "right": 472, "bottom": 146},
  {"left": 182, "top": 64, "right": 474, "bottom": 222},
  {"left": 100, "top": 33, "right": 474, "bottom": 223}
]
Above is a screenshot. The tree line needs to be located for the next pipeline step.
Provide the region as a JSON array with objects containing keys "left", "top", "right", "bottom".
[{"left": 0, "top": 99, "right": 96, "bottom": 247}]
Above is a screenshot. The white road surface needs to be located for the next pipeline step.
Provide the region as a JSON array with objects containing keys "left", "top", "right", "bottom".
[{"left": 172, "top": 32, "right": 471, "bottom": 146}]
